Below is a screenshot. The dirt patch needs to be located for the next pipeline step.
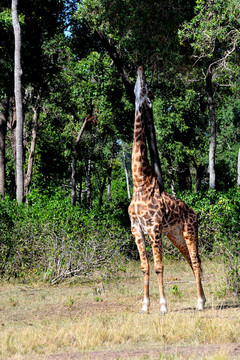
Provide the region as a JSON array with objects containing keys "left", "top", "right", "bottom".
[{"left": 44, "top": 343, "right": 240, "bottom": 359}]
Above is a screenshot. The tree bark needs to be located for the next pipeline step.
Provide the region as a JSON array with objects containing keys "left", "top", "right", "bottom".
[
  {"left": 24, "top": 102, "right": 40, "bottom": 195},
  {"left": 177, "top": 163, "right": 192, "bottom": 191},
  {"left": 0, "top": 98, "right": 9, "bottom": 198},
  {"left": 238, "top": 147, "right": 240, "bottom": 188},
  {"left": 86, "top": 158, "right": 92, "bottom": 208},
  {"left": 123, "top": 151, "right": 131, "bottom": 199},
  {"left": 78, "top": 173, "right": 83, "bottom": 204},
  {"left": 9, "top": 98, "right": 17, "bottom": 172},
  {"left": 12, "top": 0, "right": 24, "bottom": 203},
  {"left": 71, "top": 156, "right": 77, "bottom": 207},
  {"left": 107, "top": 157, "right": 113, "bottom": 202},
  {"left": 206, "top": 71, "right": 216, "bottom": 190},
  {"left": 194, "top": 162, "right": 205, "bottom": 192},
  {"left": 98, "top": 175, "right": 107, "bottom": 206},
  {"left": 144, "top": 98, "right": 164, "bottom": 190},
  {"left": 71, "top": 117, "right": 88, "bottom": 206}
]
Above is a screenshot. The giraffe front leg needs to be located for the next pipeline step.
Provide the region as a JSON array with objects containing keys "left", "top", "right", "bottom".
[
  {"left": 131, "top": 225, "right": 150, "bottom": 314},
  {"left": 149, "top": 230, "right": 167, "bottom": 315}
]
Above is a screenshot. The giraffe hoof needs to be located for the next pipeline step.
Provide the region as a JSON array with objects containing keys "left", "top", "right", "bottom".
[
  {"left": 140, "top": 308, "right": 149, "bottom": 314},
  {"left": 160, "top": 302, "right": 167, "bottom": 315},
  {"left": 197, "top": 296, "right": 206, "bottom": 311},
  {"left": 160, "top": 309, "right": 167, "bottom": 316},
  {"left": 140, "top": 302, "right": 150, "bottom": 314}
]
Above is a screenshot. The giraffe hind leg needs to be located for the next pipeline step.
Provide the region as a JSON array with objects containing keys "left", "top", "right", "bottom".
[
  {"left": 182, "top": 221, "right": 206, "bottom": 311},
  {"left": 167, "top": 226, "right": 193, "bottom": 268},
  {"left": 168, "top": 225, "right": 206, "bottom": 311}
]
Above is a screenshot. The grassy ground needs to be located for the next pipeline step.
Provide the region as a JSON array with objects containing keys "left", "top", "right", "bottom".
[{"left": 0, "top": 259, "right": 239, "bottom": 359}]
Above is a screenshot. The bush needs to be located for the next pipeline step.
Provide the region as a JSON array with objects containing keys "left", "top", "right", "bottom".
[
  {"left": 0, "top": 192, "right": 131, "bottom": 283},
  {"left": 1, "top": 188, "right": 239, "bottom": 295},
  {"left": 180, "top": 188, "right": 240, "bottom": 295}
]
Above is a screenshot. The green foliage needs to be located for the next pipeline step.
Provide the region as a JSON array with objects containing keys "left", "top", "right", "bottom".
[
  {"left": 153, "top": 80, "right": 209, "bottom": 191},
  {"left": 180, "top": 188, "right": 240, "bottom": 295},
  {"left": 1, "top": 188, "right": 239, "bottom": 296},
  {"left": 216, "top": 96, "right": 240, "bottom": 189},
  {"left": 76, "top": 0, "right": 195, "bottom": 72},
  {"left": 0, "top": 8, "right": 25, "bottom": 29},
  {"left": 0, "top": 193, "right": 131, "bottom": 283},
  {"left": 179, "top": 0, "right": 240, "bottom": 81},
  {"left": 172, "top": 285, "right": 182, "bottom": 297}
]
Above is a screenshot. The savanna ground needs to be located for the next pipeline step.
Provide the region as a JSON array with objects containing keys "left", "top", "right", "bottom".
[{"left": 0, "top": 259, "right": 240, "bottom": 360}]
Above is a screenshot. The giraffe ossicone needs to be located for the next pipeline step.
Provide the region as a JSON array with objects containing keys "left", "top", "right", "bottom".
[{"left": 128, "top": 66, "right": 206, "bottom": 315}]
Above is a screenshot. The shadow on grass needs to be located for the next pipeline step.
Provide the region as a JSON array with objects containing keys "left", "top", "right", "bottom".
[{"left": 171, "top": 302, "right": 240, "bottom": 313}]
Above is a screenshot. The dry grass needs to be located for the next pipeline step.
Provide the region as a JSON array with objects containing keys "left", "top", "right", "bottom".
[{"left": 0, "top": 259, "right": 239, "bottom": 359}]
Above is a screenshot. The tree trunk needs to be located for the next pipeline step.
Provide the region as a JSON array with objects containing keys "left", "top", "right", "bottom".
[
  {"left": 12, "top": 0, "right": 24, "bottom": 203},
  {"left": 144, "top": 99, "right": 164, "bottom": 190},
  {"left": 206, "top": 71, "right": 216, "bottom": 190},
  {"left": 238, "top": 147, "right": 240, "bottom": 188},
  {"left": 24, "top": 101, "right": 40, "bottom": 196},
  {"left": 71, "top": 117, "right": 88, "bottom": 206},
  {"left": 71, "top": 156, "right": 77, "bottom": 207},
  {"left": 170, "top": 176, "right": 176, "bottom": 197},
  {"left": 86, "top": 158, "right": 92, "bottom": 208},
  {"left": 99, "top": 175, "right": 107, "bottom": 206},
  {"left": 78, "top": 173, "right": 82, "bottom": 204},
  {"left": 0, "top": 98, "right": 9, "bottom": 198},
  {"left": 169, "top": 168, "right": 176, "bottom": 197},
  {"left": 194, "top": 163, "right": 205, "bottom": 192},
  {"left": 107, "top": 157, "right": 113, "bottom": 202},
  {"left": 9, "top": 98, "right": 17, "bottom": 173},
  {"left": 177, "top": 163, "right": 192, "bottom": 191},
  {"left": 123, "top": 151, "right": 131, "bottom": 199}
]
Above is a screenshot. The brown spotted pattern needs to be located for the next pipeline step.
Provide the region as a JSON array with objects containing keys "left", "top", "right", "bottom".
[{"left": 128, "top": 67, "right": 206, "bottom": 314}]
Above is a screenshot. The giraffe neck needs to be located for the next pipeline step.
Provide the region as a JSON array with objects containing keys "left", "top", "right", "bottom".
[
  {"left": 132, "top": 108, "right": 152, "bottom": 188},
  {"left": 131, "top": 66, "right": 154, "bottom": 188}
]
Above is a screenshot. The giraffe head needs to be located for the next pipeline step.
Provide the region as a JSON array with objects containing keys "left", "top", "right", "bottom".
[{"left": 134, "top": 67, "right": 152, "bottom": 113}]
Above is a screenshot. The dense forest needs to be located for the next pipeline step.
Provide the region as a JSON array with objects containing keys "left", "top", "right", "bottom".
[{"left": 0, "top": 0, "right": 239, "bottom": 293}]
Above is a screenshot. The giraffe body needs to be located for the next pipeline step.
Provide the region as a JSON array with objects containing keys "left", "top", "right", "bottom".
[{"left": 128, "top": 67, "right": 206, "bottom": 314}]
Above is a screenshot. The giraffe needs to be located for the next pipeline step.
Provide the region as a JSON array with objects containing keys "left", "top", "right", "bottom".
[{"left": 128, "top": 66, "right": 206, "bottom": 314}]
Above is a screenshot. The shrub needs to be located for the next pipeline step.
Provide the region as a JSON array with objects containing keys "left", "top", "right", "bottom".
[
  {"left": 180, "top": 188, "right": 240, "bottom": 295},
  {"left": 1, "top": 188, "right": 239, "bottom": 295},
  {"left": 0, "top": 192, "right": 131, "bottom": 282}
]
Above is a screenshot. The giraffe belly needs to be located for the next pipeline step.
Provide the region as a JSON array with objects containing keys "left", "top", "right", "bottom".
[
  {"left": 132, "top": 204, "right": 184, "bottom": 238},
  {"left": 129, "top": 204, "right": 152, "bottom": 235},
  {"left": 134, "top": 204, "right": 159, "bottom": 235},
  {"left": 129, "top": 191, "right": 186, "bottom": 237}
]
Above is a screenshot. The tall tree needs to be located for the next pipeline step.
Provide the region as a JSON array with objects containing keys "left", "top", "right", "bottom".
[
  {"left": 12, "top": 0, "right": 24, "bottom": 203},
  {"left": 24, "top": 91, "right": 41, "bottom": 196},
  {"left": 238, "top": 147, "right": 240, "bottom": 188},
  {"left": 206, "top": 71, "right": 216, "bottom": 190},
  {"left": 179, "top": 0, "right": 240, "bottom": 189},
  {"left": 71, "top": 116, "right": 88, "bottom": 206},
  {"left": 0, "top": 98, "right": 9, "bottom": 198}
]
